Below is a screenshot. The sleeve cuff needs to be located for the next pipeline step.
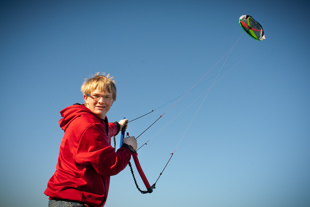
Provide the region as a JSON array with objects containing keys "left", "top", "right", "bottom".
[
  {"left": 114, "top": 121, "right": 121, "bottom": 135},
  {"left": 121, "top": 143, "right": 135, "bottom": 153}
]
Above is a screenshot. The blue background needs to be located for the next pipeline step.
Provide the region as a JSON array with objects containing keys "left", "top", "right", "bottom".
[{"left": 1, "top": 1, "right": 309, "bottom": 207}]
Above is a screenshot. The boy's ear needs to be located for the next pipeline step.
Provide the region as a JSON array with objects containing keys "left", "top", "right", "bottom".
[{"left": 83, "top": 94, "right": 88, "bottom": 105}]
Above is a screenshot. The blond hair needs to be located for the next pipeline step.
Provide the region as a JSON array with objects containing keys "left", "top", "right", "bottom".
[{"left": 81, "top": 73, "right": 117, "bottom": 101}]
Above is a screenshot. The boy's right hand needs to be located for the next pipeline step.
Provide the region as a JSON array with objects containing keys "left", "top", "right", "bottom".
[{"left": 123, "top": 136, "right": 137, "bottom": 152}]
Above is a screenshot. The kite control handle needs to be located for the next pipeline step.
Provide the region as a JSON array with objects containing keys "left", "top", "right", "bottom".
[
  {"left": 119, "top": 117, "right": 154, "bottom": 193},
  {"left": 131, "top": 152, "right": 154, "bottom": 193},
  {"left": 119, "top": 127, "right": 126, "bottom": 148},
  {"left": 119, "top": 117, "right": 127, "bottom": 148}
]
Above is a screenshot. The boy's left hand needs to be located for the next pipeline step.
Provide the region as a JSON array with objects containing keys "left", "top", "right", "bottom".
[{"left": 118, "top": 119, "right": 128, "bottom": 132}]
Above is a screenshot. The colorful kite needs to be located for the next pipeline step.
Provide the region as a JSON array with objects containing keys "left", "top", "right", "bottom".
[{"left": 239, "top": 15, "right": 265, "bottom": 41}]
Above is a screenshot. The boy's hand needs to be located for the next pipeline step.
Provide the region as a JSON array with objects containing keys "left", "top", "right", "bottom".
[
  {"left": 118, "top": 119, "right": 128, "bottom": 132},
  {"left": 123, "top": 136, "right": 137, "bottom": 152}
]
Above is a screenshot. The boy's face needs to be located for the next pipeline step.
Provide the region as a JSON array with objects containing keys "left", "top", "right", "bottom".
[{"left": 84, "top": 88, "right": 114, "bottom": 119}]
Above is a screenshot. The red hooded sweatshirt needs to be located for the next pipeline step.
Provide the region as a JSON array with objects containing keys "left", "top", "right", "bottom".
[{"left": 44, "top": 104, "right": 131, "bottom": 206}]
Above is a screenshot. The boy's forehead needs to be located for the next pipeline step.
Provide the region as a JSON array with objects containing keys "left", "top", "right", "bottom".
[{"left": 92, "top": 88, "right": 111, "bottom": 95}]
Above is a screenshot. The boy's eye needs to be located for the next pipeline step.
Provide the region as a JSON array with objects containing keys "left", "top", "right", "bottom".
[{"left": 88, "top": 94, "right": 113, "bottom": 101}]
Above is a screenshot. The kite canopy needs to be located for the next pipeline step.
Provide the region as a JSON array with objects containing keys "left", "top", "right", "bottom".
[{"left": 239, "top": 15, "right": 265, "bottom": 41}]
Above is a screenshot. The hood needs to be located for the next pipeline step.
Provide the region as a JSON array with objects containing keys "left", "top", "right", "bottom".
[{"left": 58, "top": 104, "right": 93, "bottom": 132}]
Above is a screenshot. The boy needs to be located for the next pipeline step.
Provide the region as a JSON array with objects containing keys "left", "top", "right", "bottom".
[{"left": 45, "top": 73, "right": 137, "bottom": 207}]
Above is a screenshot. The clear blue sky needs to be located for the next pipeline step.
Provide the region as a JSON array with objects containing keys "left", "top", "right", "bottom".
[{"left": 1, "top": 1, "right": 309, "bottom": 207}]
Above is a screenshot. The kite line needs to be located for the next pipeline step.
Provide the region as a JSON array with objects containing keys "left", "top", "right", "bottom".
[
  {"left": 123, "top": 33, "right": 244, "bottom": 194},
  {"left": 122, "top": 14, "right": 265, "bottom": 194},
  {"left": 134, "top": 33, "right": 243, "bottom": 139}
]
